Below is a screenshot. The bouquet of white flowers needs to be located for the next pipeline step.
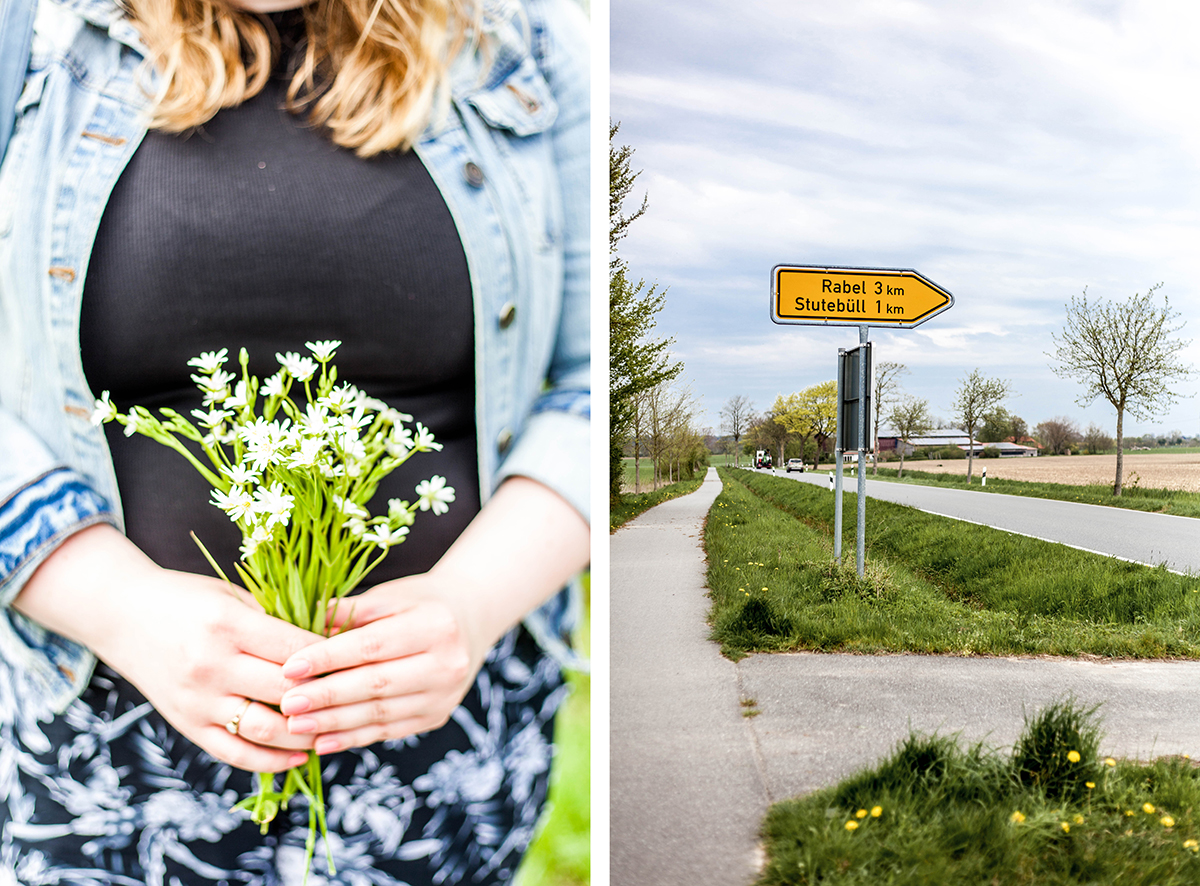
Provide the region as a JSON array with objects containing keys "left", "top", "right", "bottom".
[{"left": 93, "top": 340, "right": 454, "bottom": 875}]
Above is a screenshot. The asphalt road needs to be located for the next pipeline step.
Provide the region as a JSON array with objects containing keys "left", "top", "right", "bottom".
[
  {"left": 766, "top": 466, "right": 1200, "bottom": 573},
  {"left": 610, "top": 468, "right": 1200, "bottom": 886}
]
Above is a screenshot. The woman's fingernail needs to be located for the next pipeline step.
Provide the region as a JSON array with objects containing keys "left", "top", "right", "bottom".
[
  {"left": 287, "top": 752, "right": 309, "bottom": 767},
  {"left": 283, "top": 659, "right": 311, "bottom": 679},
  {"left": 280, "top": 695, "right": 311, "bottom": 715},
  {"left": 289, "top": 716, "right": 318, "bottom": 734},
  {"left": 315, "top": 737, "right": 340, "bottom": 755}
]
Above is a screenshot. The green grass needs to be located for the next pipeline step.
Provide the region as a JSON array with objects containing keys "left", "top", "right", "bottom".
[
  {"left": 611, "top": 478, "right": 704, "bottom": 532},
  {"left": 706, "top": 468, "right": 1200, "bottom": 661},
  {"left": 516, "top": 579, "right": 590, "bottom": 886},
  {"left": 867, "top": 465, "right": 1200, "bottom": 518},
  {"left": 758, "top": 701, "right": 1200, "bottom": 885}
]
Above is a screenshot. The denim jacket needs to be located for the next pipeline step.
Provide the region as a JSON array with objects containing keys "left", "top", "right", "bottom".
[{"left": 0, "top": 0, "right": 590, "bottom": 713}]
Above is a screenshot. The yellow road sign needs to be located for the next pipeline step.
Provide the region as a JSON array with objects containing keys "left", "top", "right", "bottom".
[{"left": 772, "top": 265, "right": 953, "bottom": 328}]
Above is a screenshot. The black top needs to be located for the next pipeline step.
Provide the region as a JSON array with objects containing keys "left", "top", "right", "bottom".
[{"left": 80, "top": 11, "right": 479, "bottom": 582}]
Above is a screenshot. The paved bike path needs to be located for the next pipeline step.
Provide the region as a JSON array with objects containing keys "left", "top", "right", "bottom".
[{"left": 610, "top": 468, "right": 1200, "bottom": 886}]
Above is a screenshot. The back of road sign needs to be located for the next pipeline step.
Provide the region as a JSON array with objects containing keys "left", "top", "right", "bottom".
[
  {"left": 837, "top": 343, "right": 872, "bottom": 452},
  {"left": 772, "top": 265, "right": 953, "bottom": 328}
]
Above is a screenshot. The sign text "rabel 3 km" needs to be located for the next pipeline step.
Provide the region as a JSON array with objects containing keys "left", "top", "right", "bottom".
[{"left": 771, "top": 265, "right": 954, "bottom": 328}]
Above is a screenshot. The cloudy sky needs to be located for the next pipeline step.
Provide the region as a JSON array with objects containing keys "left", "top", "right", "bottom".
[{"left": 610, "top": 0, "right": 1200, "bottom": 441}]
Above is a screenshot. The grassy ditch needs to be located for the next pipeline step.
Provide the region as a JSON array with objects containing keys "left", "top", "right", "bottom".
[
  {"left": 610, "top": 478, "right": 704, "bottom": 532},
  {"left": 758, "top": 701, "right": 1200, "bottom": 886},
  {"left": 866, "top": 465, "right": 1200, "bottom": 518},
  {"left": 707, "top": 468, "right": 1200, "bottom": 660}
]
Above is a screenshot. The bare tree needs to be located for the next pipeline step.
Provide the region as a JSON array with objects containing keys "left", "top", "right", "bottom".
[
  {"left": 871, "top": 361, "right": 907, "bottom": 474},
  {"left": 952, "top": 368, "right": 1010, "bottom": 482},
  {"left": 1034, "top": 416, "right": 1082, "bottom": 455},
  {"left": 1050, "top": 284, "right": 1192, "bottom": 495},
  {"left": 1083, "top": 422, "right": 1114, "bottom": 454},
  {"left": 720, "top": 395, "right": 753, "bottom": 468},
  {"left": 888, "top": 396, "right": 934, "bottom": 479}
]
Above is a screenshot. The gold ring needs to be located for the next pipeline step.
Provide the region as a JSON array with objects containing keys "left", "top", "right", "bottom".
[{"left": 225, "top": 698, "right": 253, "bottom": 736}]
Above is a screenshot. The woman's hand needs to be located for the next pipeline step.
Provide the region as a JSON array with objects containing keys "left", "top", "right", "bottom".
[
  {"left": 279, "top": 475, "right": 590, "bottom": 753},
  {"left": 277, "top": 573, "right": 483, "bottom": 754},
  {"left": 15, "top": 524, "right": 318, "bottom": 772}
]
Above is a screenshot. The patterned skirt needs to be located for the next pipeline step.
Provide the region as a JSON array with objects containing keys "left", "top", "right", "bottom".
[{"left": 0, "top": 628, "right": 564, "bottom": 886}]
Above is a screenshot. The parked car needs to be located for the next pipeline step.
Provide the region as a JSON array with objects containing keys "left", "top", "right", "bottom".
[{"left": 786, "top": 458, "right": 804, "bottom": 473}]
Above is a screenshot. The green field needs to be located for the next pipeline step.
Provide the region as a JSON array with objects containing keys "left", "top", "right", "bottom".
[{"left": 707, "top": 468, "right": 1200, "bottom": 661}]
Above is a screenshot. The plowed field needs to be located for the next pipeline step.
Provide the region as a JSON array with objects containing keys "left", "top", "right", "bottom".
[{"left": 901, "top": 452, "right": 1200, "bottom": 491}]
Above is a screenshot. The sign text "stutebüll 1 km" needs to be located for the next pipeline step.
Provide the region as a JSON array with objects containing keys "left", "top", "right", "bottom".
[{"left": 771, "top": 265, "right": 954, "bottom": 328}]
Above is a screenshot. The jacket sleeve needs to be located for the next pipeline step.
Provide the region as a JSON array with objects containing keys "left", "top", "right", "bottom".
[
  {"left": 493, "top": 0, "right": 590, "bottom": 524},
  {"left": 0, "top": 409, "right": 117, "bottom": 708}
]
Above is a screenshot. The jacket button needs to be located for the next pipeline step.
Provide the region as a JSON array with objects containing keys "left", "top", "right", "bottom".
[
  {"left": 498, "top": 302, "right": 517, "bottom": 329},
  {"left": 497, "top": 428, "right": 514, "bottom": 454},
  {"left": 464, "top": 162, "right": 486, "bottom": 188}
]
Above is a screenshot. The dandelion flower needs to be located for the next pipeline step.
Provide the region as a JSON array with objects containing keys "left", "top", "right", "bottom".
[
  {"left": 1144, "top": 803, "right": 1156, "bottom": 815},
  {"left": 1061, "top": 822, "right": 1070, "bottom": 833},
  {"left": 1074, "top": 814, "right": 1084, "bottom": 825},
  {"left": 1162, "top": 816, "right": 1175, "bottom": 828},
  {"left": 1125, "top": 810, "right": 1135, "bottom": 817},
  {"left": 844, "top": 821, "right": 858, "bottom": 831},
  {"left": 1067, "top": 750, "right": 1081, "bottom": 763},
  {"left": 1185, "top": 839, "right": 1199, "bottom": 852},
  {"left": 1086, "top": 782, "right": 1095, "bottom": 789},
  {"left": 1010, "top": 811, "right": 1026, "bottom": 823},
  {"left": 1105, "top": 758, "right": 1117, "bottom": 767},
  {"left": 870, "top": 806, "right": 882, "bottom": 818},
  {"left": 855, "top": 809, "right": 867, "bottom": 819}
]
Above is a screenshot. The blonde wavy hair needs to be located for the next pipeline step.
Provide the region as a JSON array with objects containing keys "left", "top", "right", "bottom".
[{"left": 126, "top": 0, "right": 473, "bottom": 157}]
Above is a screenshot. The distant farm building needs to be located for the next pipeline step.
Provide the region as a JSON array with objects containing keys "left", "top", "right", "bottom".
[{"left": 877, "top": 429, "right": 1039, "bottom": 457}]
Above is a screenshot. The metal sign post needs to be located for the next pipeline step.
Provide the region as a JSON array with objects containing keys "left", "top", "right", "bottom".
[
  {"left": 837, "top": 336, "right": 872, "bottom": 576},
  {"left": 771, "top": 264, "right": 954, "bottom": 578}
]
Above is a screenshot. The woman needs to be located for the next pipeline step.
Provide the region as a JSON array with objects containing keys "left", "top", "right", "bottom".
[{"left": 0, "top": 0, "right": 590, "bottom": 880}]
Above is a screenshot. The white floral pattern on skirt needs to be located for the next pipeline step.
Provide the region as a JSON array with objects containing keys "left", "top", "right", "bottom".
[{"left": 0, "top": 628, "right": 565, "bottom": 886}]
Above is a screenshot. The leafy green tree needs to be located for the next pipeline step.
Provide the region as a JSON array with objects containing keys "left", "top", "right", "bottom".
[
  {"left": 609, "top": 123, "right": 681, "bottom": 500},
  {"left": 888, "top": 396, "right": 934, "bottom": 478},
  {"left": 979, "top": 407, "right": 1027, "bottom": 444},
  {"left": 1049, "top": 284, "right": 1191, "bottom": 496},
  {"left": 774, "top": 381, "right": 838, "bottom": 469},
  {"left": 952, "top": 369, "right": 1010, "bottom": 482}
]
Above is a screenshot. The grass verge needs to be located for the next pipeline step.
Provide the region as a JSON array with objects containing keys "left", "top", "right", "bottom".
[
  {"left": 758, "top": 701, "right": 1200, "bottom": 885},
  {"left": 611, "top": 478, "right": 704, "bottom": 532},
  {"left": 866, "top": 465, "right": 1200, "bottom": 518},
  {"left": 707, "top": 468, "right": 1200, "bottom": 661}
]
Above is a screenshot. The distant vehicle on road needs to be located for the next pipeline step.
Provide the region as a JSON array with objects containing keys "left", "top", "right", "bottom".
[
  {"left": 786, "top": 458, "right": 804, "bottom": 473},
  {"left": 754, "top": 450, "right": 772, "bottom": 469}
]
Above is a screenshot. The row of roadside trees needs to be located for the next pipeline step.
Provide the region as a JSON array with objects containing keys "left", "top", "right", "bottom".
[{"left": 610, "top": 124, "right": 708, "bottom": 499}]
